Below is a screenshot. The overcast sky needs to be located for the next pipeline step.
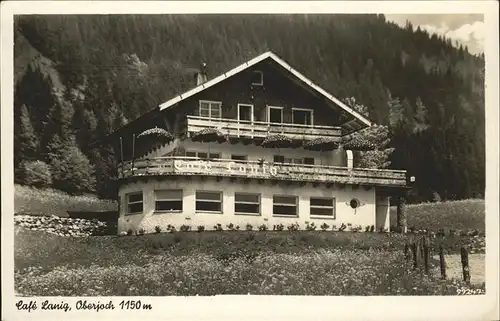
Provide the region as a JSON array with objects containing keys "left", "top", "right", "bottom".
[{"left": 385, "top": 14, "right": 484, "bottom": 55}]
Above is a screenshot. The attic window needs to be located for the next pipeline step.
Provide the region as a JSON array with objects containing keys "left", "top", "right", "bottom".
[{"left": 252, "top": 70, "right": 263, "bottom": 86}]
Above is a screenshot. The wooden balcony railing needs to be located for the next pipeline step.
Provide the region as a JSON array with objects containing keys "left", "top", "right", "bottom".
[
  {"left": 186, "top": 116, "right": 342, "bottom": 141},
  {"left": 118, "top": 157, "right": 408, "bottom": 188}
]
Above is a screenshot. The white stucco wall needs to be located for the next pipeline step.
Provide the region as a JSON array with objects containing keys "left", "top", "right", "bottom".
[
  {"left": 146, "top": 140, "right": 346, "bottom": 167},
  {"left": 117, "top": 177, "right": 378, "bottom": 234}
]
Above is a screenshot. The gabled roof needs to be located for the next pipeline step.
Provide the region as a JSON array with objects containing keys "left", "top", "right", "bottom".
[{"left": 159, "top": 51, "right": 372, "bottom": 134}]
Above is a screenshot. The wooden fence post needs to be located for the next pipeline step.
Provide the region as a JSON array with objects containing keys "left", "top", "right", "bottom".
[
  {"left": 460, "top": 247, "right": 471, "bottom": 284},
  {"left": 439, "top": 246, "right": 447, "bottom": 280},
  {"left": 423, "top": 237, "right": 429, "bottom": 275},
  {"left": 412, "top": 242, "right": 419, "bottom": 269},
  {"left": 418, "top": 236, "right": 425, "bottom": 259},
  {"left": 396, "top": 195, "right": 408, "bottom": 234}
]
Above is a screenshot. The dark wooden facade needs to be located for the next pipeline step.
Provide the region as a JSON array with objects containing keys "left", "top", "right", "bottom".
[{"left": 177, "top": 59, "right": 346, "bottom": 126}]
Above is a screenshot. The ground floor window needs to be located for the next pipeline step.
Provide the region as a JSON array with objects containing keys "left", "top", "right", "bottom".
[
  {"left": 196, "top": 190, "right": 223, "bottom": 213},
  {"left": 126, "top": 192, "right": 143, "bottom": 214},
  {"left": 155, "top": 189, "right": 183, "bottom": 212},
  {"left": 273, "top": 195, "right": 298, "bottom": 216},
  {"left": 234, "top": 193, "right": 260, "bottom": 215},
  {"left": 310, "top": 197, "right": 335, "bottom": 217}
]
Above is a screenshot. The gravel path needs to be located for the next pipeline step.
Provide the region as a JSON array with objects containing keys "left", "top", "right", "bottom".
[{"left": 432, "top": 254, "right": 485, "bottom": 285}]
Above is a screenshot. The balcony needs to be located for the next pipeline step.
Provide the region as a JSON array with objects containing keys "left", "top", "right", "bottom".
[
  {"left": 186, "top": 116, "right": 342, "bottom": 141},
  {"left": 118, "top": 157, "right": 408, "bottom": 188}
]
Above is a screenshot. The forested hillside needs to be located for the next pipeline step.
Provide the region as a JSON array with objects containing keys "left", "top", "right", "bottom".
[{"left": 13, "top": 14, "right": 485, "bottom": 202}]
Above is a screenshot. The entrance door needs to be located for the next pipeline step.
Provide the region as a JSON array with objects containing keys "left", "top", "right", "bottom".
[{"left": 238, "top": 104, "right": 253, "bottom": 122}]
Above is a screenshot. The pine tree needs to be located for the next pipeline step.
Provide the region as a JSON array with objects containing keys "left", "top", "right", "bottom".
[
  {"left": 74, "top": 106, "right": 98, "bottom": 150},
  {"left": 46, "top": 133, "right": 65, "bottom": 182},
  {"left": 388, "top": 94, "right": 403, "bottom": 128},
  {"left": 89, "top": 145, "right": 118, "bottom": 199},
  {"left": 49, "top": 135, "right": 96, "bottom": 194},
  {"left": 413, "top": 96, "right": 429, "bottom": 132},
  {"left": 18, "top": 104, "right": 39, "bottom": 160}
]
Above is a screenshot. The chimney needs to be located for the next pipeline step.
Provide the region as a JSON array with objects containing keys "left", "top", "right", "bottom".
[{"left": 196, "top": 62, "right": 208, "bottom": 86}]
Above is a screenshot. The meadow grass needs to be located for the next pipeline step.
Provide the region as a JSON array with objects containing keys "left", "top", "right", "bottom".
[
  {"left": 389, "top": 199, "right": 485, "bottom": 232},
  {"left": 14, "top": 184, "right": 117, "bottom": 217},
  {"left": 13, "top": 189, "right": 486, "bottom": 296},
  {"left": 15, "top": 236, "right": 482, "bottom": 296},
  {"left": 15, "top": 225, "right": 481, "bottom": 275}
]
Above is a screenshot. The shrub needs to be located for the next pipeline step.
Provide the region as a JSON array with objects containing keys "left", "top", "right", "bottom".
[
  {"left": 167, "top": 225, "right": 176, "bottom": 233},
  {"left": 245, "top": 224, "right": 253, "bottom": 231},
  {"left": 154, "top": 226, "right": 161, "bottom": 234},
  {"left": 287, "top": 222, "right": 300, "bottom": 231},
  {"left": 370, "top": 225, "right": 375, "bottom": 232},
  {"left": 274, "top": 224, "right": 284, "bottom": 231},
  {"left": 258, "top": 224, "right": 268, "bottom": 231},
  {"left": 126, "top": 228, "right": 133, "bottom": 236},
  {"left": 365, "top": 225, "right": 370, "bottom": 232},
  {"left": 331, "top": 224, "right": 337, "bottom": 231},
  {"left": 306, "top": 222, "right": 317, "bottom": 231},
  {"left": 21, "top": 161, "right": 52, "bottom": 188},
  {"left": 49, "top": 137, "right": 96, "bottom": 195},
  {"left": 197, "top": 225, "right": 205, "bottom": 232},
  {"left": 338, "top": 223, "right": 347, "bottom": 232},
  {"left": 137, "top": 228, "right": 145, "bottom": 236},
  {"left": 448, "top": 229, "right": 456, "bottom": 236},
  {"left": 351, "top": 225, "right": 361, "bottom": 233},
  {"left": 320, "top": 223, "right": 329, "bottom": 231},
  {"left": 213, "top": 224, "right": 223, "bottom": 231},
  {"left": 180, "top": 225, "right": 191, "bottom": 232},
  {"left": 226, "top": 223, "right": 236, "bottom": 231}
]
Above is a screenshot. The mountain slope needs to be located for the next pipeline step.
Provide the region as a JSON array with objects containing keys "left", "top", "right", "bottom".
[{"left": 13, "top": 14, "right": 485, "bottom": 201}]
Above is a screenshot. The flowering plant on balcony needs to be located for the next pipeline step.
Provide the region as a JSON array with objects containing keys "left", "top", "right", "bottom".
[
  {"left": 303, "top": 137, "right": 340, "bottom": 151},
  {"left": 342, "top": 136, "right": 377, "bottom": 151},
  {"left": 137, "top": 127, "right": 174, "bottom": 144},
  {"left": 191, "top": 128, "right": 227, "bottom": 143},
  {"left": 261, "top": 134, "right": 293, "bottom": 148}
]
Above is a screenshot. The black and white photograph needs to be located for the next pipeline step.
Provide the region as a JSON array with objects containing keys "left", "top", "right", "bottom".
[{"left": 1, "top": 1, "right": 499, "bottom": 320}]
